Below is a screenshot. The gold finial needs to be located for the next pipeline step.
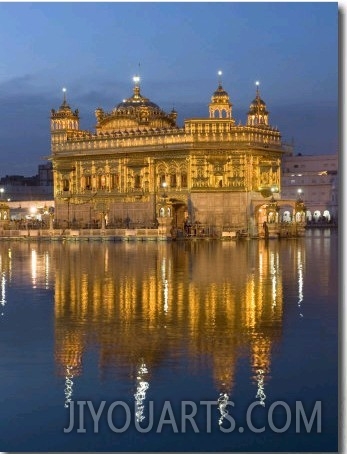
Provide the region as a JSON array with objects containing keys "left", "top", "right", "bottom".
[
  {"left": 132, "top": 75, "right": 141, "bottom": 98},
  {"left": 133, "top": 75, "right": 140, "bottom": 86},
  {"left": 133, "top": 63, "right": 141, "bottom": 87},
  {"left": 255, "top": 81, "right": 260, "bottom": 97}
]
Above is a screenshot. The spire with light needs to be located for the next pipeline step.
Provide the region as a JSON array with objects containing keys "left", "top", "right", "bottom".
[
  {"left": 132, "top": 70, "right": 141, "bottom": 98},
  {"left": 218, "top": 70, "right": 223, "bottom": 86},
  {"left": 133, "top": 75, "right": 140, "bottom": 86},
  {"left": 255, "top": 80, "right": 260, "bottom": 98}
]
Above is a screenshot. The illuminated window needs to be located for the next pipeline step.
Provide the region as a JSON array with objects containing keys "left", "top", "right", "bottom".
[
  {"left": 181, "top": 173, "right": 188, "bottom": 188},
  {"left": 63, "top": 179, "right": 69, "bottom": 191},
  {"left": 110, "top": 174, "right": 119, "bottom": 189},
  {"left": 85, "top": 175, "right": 91, "bottom": 189},
  {"left": 135, "top": 174, "right": 141, "bottom": 189},
  {"left": 170, "top": 174, "right": 177, "bottom": 188}
]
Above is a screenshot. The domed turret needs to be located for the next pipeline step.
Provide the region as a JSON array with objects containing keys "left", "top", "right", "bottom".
[
  {"left": 95, "top": 76, "right": 177, "bottom": 133},
  {"left": 50, "top": 88, "right": 79, "bottom": 132},
  {"left": 247, "top": 82, "right": 269, "bottom": 126},
  {"left": 115, "top": 76, "right": 160, "bottom": 111},
  {"left": 209, "top": 71, "right": 233, "bottom": 119}
]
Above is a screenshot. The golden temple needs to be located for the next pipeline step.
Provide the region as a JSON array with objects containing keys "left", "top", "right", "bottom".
[{"left": 50, "top": 75, "right": 299, "bottom": 237}]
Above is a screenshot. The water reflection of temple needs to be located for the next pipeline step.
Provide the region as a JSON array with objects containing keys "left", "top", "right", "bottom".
[{"left": 53, "top": 240, "right": 284, "bottom": 406}]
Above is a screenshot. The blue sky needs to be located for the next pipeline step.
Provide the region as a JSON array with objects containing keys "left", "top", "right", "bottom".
[{"left": 0, "top": 2, "right": 338, "bottom": 176}]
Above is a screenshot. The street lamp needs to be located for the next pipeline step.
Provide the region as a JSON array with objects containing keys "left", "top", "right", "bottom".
[
  {"left": 270, "top": 186, "right": 276, "bottom": 201},
  {"left": 0, "top": 188, "right": 4, "bottom": 200},
  {"left": 162, "top": 181, "right": 168, "bottom": 199}
]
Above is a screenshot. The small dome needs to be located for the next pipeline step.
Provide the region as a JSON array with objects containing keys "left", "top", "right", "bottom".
[
  {"left": 248, "top": 85, "right": 268, "bottom": 115},
  {"left": 95, "top": 80, "right": 177, "bottom": 132},
  {"left": 115, "top": 85, "right": 160, "bottom": 112},
  {"left": 213, "top": 84, "right": 229, "bottom": 98},
  {"left": 250, "top": 97, "right": 266, "bottom": 107},
  {"left": 58, "top": 99, "right": 73, "bottom": 113},
  {"left": 211, "top": 84, "right": 230, "bottom": 103},
  {"left": 51, "top": 97, "right": 79, "bottom": 120},
  {"left": 248, "top": 94, "right": 268, "bottom": 115}
]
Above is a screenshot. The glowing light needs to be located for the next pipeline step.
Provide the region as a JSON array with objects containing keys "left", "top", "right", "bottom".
[
  {"left": 161, "top": 258, "right": 169, "bottom": 313},
  {"left": 218, "top": 70, "right": 222, "bottom": 76},
  {"left": 217, "top": 393, "right": 229, "bottom": 426},
  {"left": 255, "top": 369, "right": 266, "bottom": 406},
  {"left": 64, "top": 365, "right": 75, "bottom": 408},
  {"left": 45, "top": 251, "right": 50, "bottom": 290},
  {"left": 270, "top": 251, "right": 277, "bottom": 308},
  {"left": 134, "top": 363, "right": 149, "bottom": 422},
  {"left": 30, "top": 206, "right": 37, "bottom": 214},
  {"left": 31, "top": 249, "right": 37, "bottom": 288},
  {"left": 297, "top": 188, "right": 302, "bottom": 194},
  {"left": 255, "top": 80, "right": 260, "bottom": 86},
  {"left": 62, "top": 87, "right": 67, "bottom": 93},
  {"left": 0, "top": 272, "right": 6, "bottom": 307},
  {"left": 297, "top": 250, "right": 304, "bottom": 317},
  {"left": 133, "top": 75, "right": 140, "bottom": 84}
]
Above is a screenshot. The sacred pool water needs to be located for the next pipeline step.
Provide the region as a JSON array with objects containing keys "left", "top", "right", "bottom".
[{"left": 0, "top": 229, "right": 338, "bottom": 452}]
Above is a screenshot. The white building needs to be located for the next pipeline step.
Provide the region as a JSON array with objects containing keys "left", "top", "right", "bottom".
[{"left": 281, "top": 153, "right": 338, "bottom": 223}]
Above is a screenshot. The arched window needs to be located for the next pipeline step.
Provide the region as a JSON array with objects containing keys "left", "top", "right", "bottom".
[
  {"left": 85, "top": 175, "right": 92, "bottom": 190},
  {"left": 181, "top": 172, "right": 187, "bottom": 188},
  {"left": 63, "top": 179, "right": 69, "bottom": 191},
  {"left": 99, "top": 175, "right": 106, "bottom": 190},
  {"left": 159, "top": 174, "right": 166, "bottom": 186},
  {"left": 323, "top": 210, "right": 330, "bottom": 222},
  {"left": 110, "top": 174, "right": 119, "bottom": 189},
  {"left": 170, "top": 174, "right": 177, "bottom": 188},
  {"left": 135, "top": 174, "right": 141, "bottom": 189}
]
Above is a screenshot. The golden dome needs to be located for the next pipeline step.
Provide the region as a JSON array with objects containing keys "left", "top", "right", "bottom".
[
  {"left": 95, "top": 78, "right": 177, "bottom": 132},
  {"left": 211, "top": 83, "right": 230, "bottom": 103},
  {"left": 51, "top": 90, "right": 79, "bottom": 120},
  {"left": 115, "top": 85, "right": 160, "bottom": 111},
  {"left": 248, "top": 89, "right": 268, "bottom": 115}
]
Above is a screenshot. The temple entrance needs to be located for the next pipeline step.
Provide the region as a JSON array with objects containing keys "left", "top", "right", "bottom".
[
  {"left": 170, "top": 201, "right": 188, "bottom": 238},
  {"left": 171, "top": 202, "right": 186, "bottom": 229}
]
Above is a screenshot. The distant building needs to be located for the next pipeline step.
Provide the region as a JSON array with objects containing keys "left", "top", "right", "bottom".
[
  {"left": 38, "top": 163, "right": 54, "bottom": 186},
  {"left": 0, "top": 162, "right": 53, "bottom": 202},
  {"left": 0, "top": 162, "right": 54, "bottom": 221},
  {"left": 281, "top": 153, "right": 338, "bottom": 223}
]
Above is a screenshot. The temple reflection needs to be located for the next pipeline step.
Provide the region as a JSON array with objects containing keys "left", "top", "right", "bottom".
[{"left": 52, "top": 240, "right": 285, "bottom": 407}]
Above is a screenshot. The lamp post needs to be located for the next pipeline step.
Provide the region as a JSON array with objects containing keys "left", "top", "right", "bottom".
[
  {"left": 270, "top": 186, "right": 277, "bottom": 201},
  {"left": 294, "top": 188, "right": 306, "bottom": 236},
  {"left": 162, "top": 181, "right": 168, "bottom": 199},
  {"left": 0, "top": 188, "right": 4, "bottom": 200}
]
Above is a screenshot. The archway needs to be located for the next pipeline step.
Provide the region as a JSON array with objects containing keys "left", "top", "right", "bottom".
[
  {"left": 172, "top": 202, "right": 187, "bottom": 230},
  {"left": 282, "top": 211, "right": 291, "bottom": 222},
  {"left": 323, "top": 210, "right": 330, "bottom": 222},
  {"left": 313, "top": 210, "right": 321, "bottom": 222}
]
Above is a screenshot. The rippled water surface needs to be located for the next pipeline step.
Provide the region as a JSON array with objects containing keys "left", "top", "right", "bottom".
[{"left": 0, "top": 230, "right": 338, "bottom": 451}]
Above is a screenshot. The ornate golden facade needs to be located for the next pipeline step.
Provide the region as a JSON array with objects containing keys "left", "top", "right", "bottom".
[{"left": 50, "top": 77, "right": 284, "bottom": 234}]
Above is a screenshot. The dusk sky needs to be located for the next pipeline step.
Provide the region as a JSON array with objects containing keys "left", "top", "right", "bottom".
[{"left": 0, "top": 2, "right": 338, "bottom": 176}]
